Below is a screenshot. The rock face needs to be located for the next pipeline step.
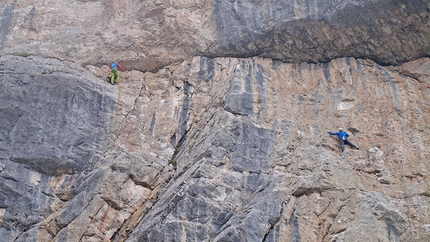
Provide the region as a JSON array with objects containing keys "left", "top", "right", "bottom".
[
  {"left": 1, "top": 0, "right": 429, "bottom": 71},
  {"left": 0, "top": 0, "right": 430, "bottom": 242},
  {"left": 0, "top": 56, "right": 115, "bottom": 176},
  {"left": 1, "top": 54, "right": 429, "bottom": 241},
  {"left": 0, "top": 55, "right": 116, "bottom": 240},
  {"left": 122, "top": 57, "right": 430, "bottom": 242}
]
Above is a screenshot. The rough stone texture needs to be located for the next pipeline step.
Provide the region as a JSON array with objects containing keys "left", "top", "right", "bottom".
[
  {"left": 3, "top": 54, "right": 428, "bottom": 241},
  {"left": 0, "top": 1, "right": 430, "bottom": 242},
  {"left": 0, "top": 54, "right": 180, "bottom": 241},
  {"left": 0, "top": 55, "right": 115, "bottom": 241},
  {"left": 390, "top": 57, "right": 430, "bottom": 87},
  {"left": 0, "top": 0, "right": 429, "bottom": 71},
  {"left": 121, "top": 56, "right": 430, "bottom": 242},
  {"left": 0, "top": 55, "right": 115, "bottom": 176}
]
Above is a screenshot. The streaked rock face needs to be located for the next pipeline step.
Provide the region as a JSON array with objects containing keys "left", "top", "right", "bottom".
[
  {"left": 0, "top": 0, "right": 429, "bottom": 241},
  {"left": 1, "top": 0, "right": 429, "bottom": 71},
  {"left": 1, "top": 54, "right": 429, "bottom": 241},
  {"left": 122, "top": 56, "right": 430, "bottom": 242}
]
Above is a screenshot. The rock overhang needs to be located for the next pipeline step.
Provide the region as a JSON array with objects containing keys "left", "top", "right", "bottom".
[{"left": 0, "top": 0, "right": 428, "bottom": 72}]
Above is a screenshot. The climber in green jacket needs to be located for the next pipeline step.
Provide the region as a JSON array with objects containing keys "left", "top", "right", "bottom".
[{"left": 109, "top": 61, "right": 124, "bottom": 84}]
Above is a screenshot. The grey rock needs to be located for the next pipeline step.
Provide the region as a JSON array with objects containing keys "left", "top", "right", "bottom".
[
  {"left": 1, "top": 54, "right": 430, "bottom": 242},
  {"left": 0, "top": 55, "right": 115, "bottom": 176},
  {"left": 125, "top": 56, "right": 430, "bottom": 242},
  {"left": 0, "top": 5, "right": 14, "bottom": 51},
  {"left": 0, "top": 0, "right": 429, "bottom": 71},
  {"left": 210, "top": 0, "right": 430, "bottom": 65},
  {"left": 0, "top": 55, "right": 116, "bottom": 241}
]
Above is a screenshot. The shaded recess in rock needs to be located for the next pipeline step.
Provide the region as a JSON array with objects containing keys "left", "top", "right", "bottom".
[{"left": 211, "top": 0, "right": 430, "bottom": 65}]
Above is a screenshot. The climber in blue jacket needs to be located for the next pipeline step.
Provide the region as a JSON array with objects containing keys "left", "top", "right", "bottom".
[{"left": 328, "top": 128, "right": 359, "bottom": 151}]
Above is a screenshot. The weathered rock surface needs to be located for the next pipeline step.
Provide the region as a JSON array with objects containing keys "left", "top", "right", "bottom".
[
  {"left": 0, "top": 55, "right": 115, "bottom": 240},
  {"left": 1, "top": 54, "right": 429, "bottom": 241},
  {"left": 1, "top": 0, "right": 429, "bottom": 71},
  {"left": 0, "top": 55, "right": 115, "bottom": 175},
  {"left": 122, "top": 56, "right": 430, "bottom": 242},
  {"left": 1, "top": 0, "right": 430, "bottom": 241}
]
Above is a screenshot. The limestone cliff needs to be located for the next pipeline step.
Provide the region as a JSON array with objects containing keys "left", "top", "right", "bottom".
[
  {"left": 0, "top": 1, "right": 430, "bottom": 242},
  {"left": 1, "top": 0, "right": 429, "bottom": 70}
]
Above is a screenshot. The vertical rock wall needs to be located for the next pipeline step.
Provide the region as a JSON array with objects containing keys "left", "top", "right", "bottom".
[
  {"left": 0, "top": 0, "right": 429, "bottom": 241},
  {"left": 0, "top": 54, "right": 429, "bottom": 241},
  {"left": 122, "top": 56, "right": 430, "bottom": 242},
  {"left": 0, "top": 55, "right": 116, "bottom": 241}
]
